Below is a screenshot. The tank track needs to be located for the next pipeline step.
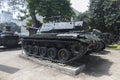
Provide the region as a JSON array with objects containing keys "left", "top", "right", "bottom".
[{"left": 22, "top": 38, "right": 88, "bottom": 64}]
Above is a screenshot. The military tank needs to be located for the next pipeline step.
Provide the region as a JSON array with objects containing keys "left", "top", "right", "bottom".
[
  {"left": 91, "top": 29, "right": 114, "bottom": 45},
  {"left": 21, "top": 21, "right": 105, "bottom": 63},
  {"left": 0, "top": 26, "right": 19, "bottom": 47}
]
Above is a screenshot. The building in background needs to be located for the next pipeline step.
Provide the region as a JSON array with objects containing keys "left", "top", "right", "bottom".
[
  {"left": 0, "top": 0, "right": 26, "bottom": 25},
  {"left": 0, "top": 0, "right": 29, "bottom": 36},
  {"left": 0, "top": 10, "right": 13, "bottom": 23}
]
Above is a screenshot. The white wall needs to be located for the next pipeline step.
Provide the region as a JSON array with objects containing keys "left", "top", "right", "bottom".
[{"left": 0, "top": 10, "right": 12, "bottom": 23}]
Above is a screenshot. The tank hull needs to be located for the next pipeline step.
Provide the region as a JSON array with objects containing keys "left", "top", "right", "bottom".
[{"left": 21, "top": 33, "right": 105, "bottom": 64}]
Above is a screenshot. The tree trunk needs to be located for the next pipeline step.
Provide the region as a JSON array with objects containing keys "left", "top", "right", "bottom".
[
  {"left": 27, "top": 27, "right": 38, "bottom": 36},
  {"left": 28, "top": 14, "right": 42, "bottom": 36},
  {"left": 118, "top": 0, "right": 120, "bottom": 10}
]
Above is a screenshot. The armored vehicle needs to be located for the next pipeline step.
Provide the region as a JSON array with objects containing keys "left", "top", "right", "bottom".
[
  {"left": 22, "top": 21, "right": 105, "bottom": 63},
  {"left": 0, "top": 26, "right": 19, "bottom": 47},
  {"left": 92, "top": 29, "right": 114, "bottom": 45}
]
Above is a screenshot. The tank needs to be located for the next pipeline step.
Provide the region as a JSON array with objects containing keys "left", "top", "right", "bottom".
[
  {"left": 0, "top": 26, "right": 19, "bottom": 47},
  {"left": 21, "top": 21, "right": 106, "bottom": 64},
  {"left": 91, "top": 29, "right": 114, "bottom": 45}
]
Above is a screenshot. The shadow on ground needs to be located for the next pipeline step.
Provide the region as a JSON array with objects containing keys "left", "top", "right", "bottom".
[
  {"left": 20, "top": 49, "right": 112, "bottom": 76},
  {"left": 96, "top": 50, "right": 111, "bottom": 55},
  {"left": 77, "top": 54, "right": 113, "bottom": 77},
  {"left": 0, "top": 64, "right": 20, "bottom": 74},
  {"left": 0, "top": 45, "right": 21, "bottom": 52}
]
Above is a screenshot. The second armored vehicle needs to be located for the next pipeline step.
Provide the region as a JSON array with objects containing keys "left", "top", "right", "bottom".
[{"left": 0, "top": 26, "right": 19, "bottom": 47}]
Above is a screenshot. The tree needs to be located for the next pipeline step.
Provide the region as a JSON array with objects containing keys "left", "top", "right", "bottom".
[
  {"left": 9, "top": 0, "right": 74, "bottom": 35},
  {"left": 26, "top": 0, "right": 74, "bottom": 22},
  {"left": 89, "top": 0, "right": 105, "bottom": 31},
  {"left": 77, "top": 11, "right": 91, "bottom": 31},
  {"left": 78, "top": 11, "right": 91, "bottom": 24},
  {"left": 103, "top": 0, "right": 120, "bottom": 34},
  {"left": 89, "top": 0, "right": 120, "bottom": 35}
]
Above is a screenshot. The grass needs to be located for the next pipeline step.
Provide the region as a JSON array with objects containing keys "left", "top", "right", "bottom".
[{"left": 108, "top": 44, "right": 120, "bottom": 50}]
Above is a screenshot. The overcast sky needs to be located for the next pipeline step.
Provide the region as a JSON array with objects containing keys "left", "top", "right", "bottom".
[{"left": 71, "top": 0, "right": 89, "bottom": 12}]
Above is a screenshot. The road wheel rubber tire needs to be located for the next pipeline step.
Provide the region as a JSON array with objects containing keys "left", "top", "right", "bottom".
[
  {"left": 32, "top": 46, "right": 39, "bottom": 56},
  {"left": 47, "top": 48, "right": 57, "bottom": 59},
  {"left": 38, "top": 47, "right": 47, "bottom": 57},
  {"left": 58, "top": 48, "right": 70, "bottom": 62}
]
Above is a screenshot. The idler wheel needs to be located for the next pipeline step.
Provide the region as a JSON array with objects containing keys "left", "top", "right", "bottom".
[
  {"left": 96, "top": 41, "right": 105, "bottom": 51},
  {"left": 32, "top": 46, "right": 39, "bottom": 55},
  {"left": 58, "top": 49, "right": 70, "bottom": 62},
  {"left": 47, "top": 48, "right": 57, "bottom": 59},
  {"left": 38, "top": 47, "right": 47, "bottom": 57}
]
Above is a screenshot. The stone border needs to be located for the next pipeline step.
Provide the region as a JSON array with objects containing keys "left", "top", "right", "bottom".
[{"left": 19, "top": 51, "right": 86, "bottom": 75}]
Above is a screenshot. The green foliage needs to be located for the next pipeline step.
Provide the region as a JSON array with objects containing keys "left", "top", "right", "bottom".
[
  {"left": 103, "top": 0, "right": 120, "bottom": 34},
  {"left": 9, "top": 0, "right": 25, "bottom": 6},
  {"left": 8, "top": 0, "right": 75, "bottom": 30},
  {"left": 26, "top": 0, "right": 74, "bottom": 22},
  {"left": 89, "top": 0, "right": 105, "bottom": 31},
  {"left": 26, "top": 19, "right": 33, "bottom": 26},
  {"left": 77, "top": 0, "right": 120, "bottom": 35},
  {"left": 8, "top": 0, "right": 29, "bottom": 21},
  {"left": 78, "top": 11, "right": 91, "bottom": 25},
  {"left": 0, "top": 22, "right": 21, "bottom": 33},
  {"left": 108, "top": 44, "right": 120, "bottom": 50},
  {"left": 89, "top": 0, "right": 120, "bottom": 34}
]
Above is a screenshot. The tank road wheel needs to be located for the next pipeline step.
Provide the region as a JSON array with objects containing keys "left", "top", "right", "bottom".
[
  {"left": 38, "top": 47, "right": 47, "bottom": 57},
  {"left": 71, "top": 43, "right": 82, "bottom": 55},
  {"left": 71, "top": 43, "right": 88, "bottom": 56},
  {"left": 47, "top": 48, "right": 57, "bottom": 59},
  {"left": 58, "top": 49, "right": 70, "bottom": 63},
  {"left": 32, "top": 46, "right": 39, "bottom": 57}
]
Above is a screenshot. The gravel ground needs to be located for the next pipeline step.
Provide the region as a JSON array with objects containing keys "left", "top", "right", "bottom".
[{"left": 0, "top": 48, "right": 120, "bottom": 80}]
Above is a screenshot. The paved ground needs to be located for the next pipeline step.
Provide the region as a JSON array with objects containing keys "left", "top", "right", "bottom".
[{"left": 0, "top": 48, "right": 120, "bottom": 80}]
